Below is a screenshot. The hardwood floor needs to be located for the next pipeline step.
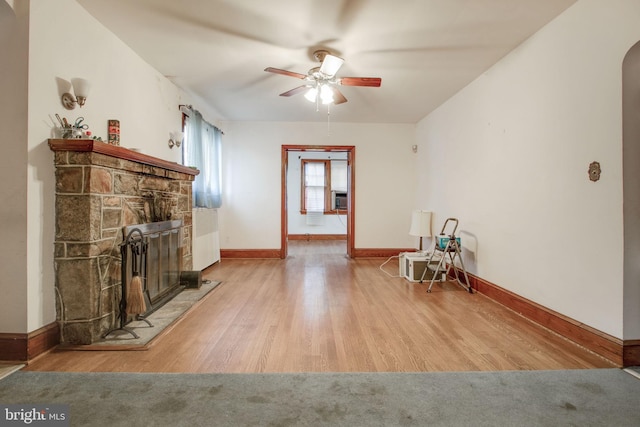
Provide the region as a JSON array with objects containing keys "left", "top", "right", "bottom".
[{"left": 25, "top": 241, "right": 615, "bottom": 373}]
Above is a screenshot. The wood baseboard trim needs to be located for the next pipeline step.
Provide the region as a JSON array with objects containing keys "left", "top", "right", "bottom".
[
  {"left": 0, "top": 333, "right": 26, "bottom": 361},
  {"left": 353, "top": 248, "right": 416, "bottom": 258},
  {"left": 623, "top": 340, "right": 640, "bottom": 366},
  {"left": 0, "top": 322, "right": 59, "bottom": 362},
  {"left": 221, "top": 249, "right": 282, "bottom": 259},
  {"left": 288, "top": 234, "right": 347, "bottom": 241},
  {"left": 221, "top": 247, "right": 412, "bottom": 259},
  {"left": 458, "top": 270, "right": 624, "bottom": 366}
]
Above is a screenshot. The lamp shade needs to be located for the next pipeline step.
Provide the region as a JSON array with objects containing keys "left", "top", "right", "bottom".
[
  {"left": 319, "top": 54, "right": 344, "bottom": 77},
  {"left": 304, "top": 87, "right": 318, "bottom": 102},
  {"left": 409, "top": 210, "right": 432, "bottom": 237},
  {"left": 320, "top": 84, "right": 334, "bottom": 104},
  {"left": 71, "top": 78, "right": 91, "bottom": 98}
]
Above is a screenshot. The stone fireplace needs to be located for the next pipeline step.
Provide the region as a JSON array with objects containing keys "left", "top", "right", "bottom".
[{"left": 49, "top": 139, "right": 199, "bottom": 345}]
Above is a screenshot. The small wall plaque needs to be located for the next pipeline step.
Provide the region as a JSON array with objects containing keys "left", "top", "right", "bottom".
[
  {"left": 108, "top": 119, "right": 120, "bottom": 145},
  {"left": 589, "top": 161, "right": 601, "bottom": 182}
]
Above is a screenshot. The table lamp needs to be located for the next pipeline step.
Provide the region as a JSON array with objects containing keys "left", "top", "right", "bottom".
[{"left": 409, "top": 210, "right": 432, "bottom": 252}]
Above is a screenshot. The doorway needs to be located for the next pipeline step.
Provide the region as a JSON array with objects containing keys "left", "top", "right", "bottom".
[
  {"left": 622, "top": 41, "right": 640, "bottom": 353},
  {"left": 281, "top": 145, "right": 355, "bottom": 258}
]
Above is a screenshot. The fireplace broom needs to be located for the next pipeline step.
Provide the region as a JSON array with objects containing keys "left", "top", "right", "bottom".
[{"left": 126, "top": 241, "right": 147, "bottom": 315}]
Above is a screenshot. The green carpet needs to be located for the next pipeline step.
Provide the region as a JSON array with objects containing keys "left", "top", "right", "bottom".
[{"left": 1, "top": 369, "right": 639, "bottom": 426}]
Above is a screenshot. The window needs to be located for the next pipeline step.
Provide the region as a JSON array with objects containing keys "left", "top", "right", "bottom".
[
  {"left": 301, "top": 159, "right": 347, "bottom": 214},
  {"left": 182, "top": 109, "right": 222, "bottom": 208}
]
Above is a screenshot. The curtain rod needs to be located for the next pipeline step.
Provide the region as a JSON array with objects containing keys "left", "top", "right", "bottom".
[{"left": 178, "top": 104, "right": 224, "bottom": 135}]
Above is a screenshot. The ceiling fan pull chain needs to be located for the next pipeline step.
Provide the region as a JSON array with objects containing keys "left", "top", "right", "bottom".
[{"left": 327, "top": 103, "right": 331, "bottom": 137}]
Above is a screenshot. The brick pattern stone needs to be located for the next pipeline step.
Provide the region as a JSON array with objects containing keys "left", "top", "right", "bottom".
[{"left": 51, "top": 148, "right": 195, "bottom": 345}]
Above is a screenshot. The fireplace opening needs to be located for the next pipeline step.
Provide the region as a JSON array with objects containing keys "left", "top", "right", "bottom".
[
  {"left": 124, "top": 220, "right": 185, "bottom": 317},
  {"left": 103, "top": 219, "right": 185, "bottom": 340}
]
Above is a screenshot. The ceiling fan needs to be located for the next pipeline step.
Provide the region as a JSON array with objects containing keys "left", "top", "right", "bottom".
[{"left": 264, "top": 50, "right": 381, "bottom": 106}]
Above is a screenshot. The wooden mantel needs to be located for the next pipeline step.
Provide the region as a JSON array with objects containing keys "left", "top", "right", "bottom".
[{"left": 48, "top": 139, "right": 199, "bottom": 177}]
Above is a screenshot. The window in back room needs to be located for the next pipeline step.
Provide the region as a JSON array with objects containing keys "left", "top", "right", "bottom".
[{"left": 301, "top": 159, "right": 347, "bottom": 214}]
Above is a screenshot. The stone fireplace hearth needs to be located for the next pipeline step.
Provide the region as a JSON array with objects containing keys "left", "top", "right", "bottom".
[{"left": 49, "top": 139, "right": 199, "bottom": 345}]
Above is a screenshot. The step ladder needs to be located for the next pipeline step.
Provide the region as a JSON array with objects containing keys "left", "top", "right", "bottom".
[{"left": 419, "top": 218, "right": 473, "bottom": 294}]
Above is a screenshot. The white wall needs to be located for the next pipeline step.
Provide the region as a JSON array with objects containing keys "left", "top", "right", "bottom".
[
  {"left": 28, "top": 0, "right": 187, "bottom": 160},
  {"left": 7, "top": 0, "right": 215, "bottom": 334},
  {"left": 287, "top": 151, "right": 347, "bottom": 236},
  {"left": 0, "top": 0, "right": 29, "bottom": 333},
  {"left": 415, "top": 0, "right": 640, "bottom": 339},
  {"left": 218, "top": 121, "right": 417, "bottom": 250}
]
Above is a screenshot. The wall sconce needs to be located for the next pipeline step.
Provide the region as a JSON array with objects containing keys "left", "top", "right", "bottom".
[
  {"left": 168, "top": 131, "right": 183, "bottom": 149},
  {"left": 61, "top": 78, "right": 90, "bottom": 110}
]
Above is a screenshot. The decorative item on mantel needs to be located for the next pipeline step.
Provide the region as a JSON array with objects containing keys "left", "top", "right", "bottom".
[
  {"left": 54, "top": 114, "right": 91, "bottom": 139},
  {"left": 108, "top": 119, "right": 120, "bottom": 145}
]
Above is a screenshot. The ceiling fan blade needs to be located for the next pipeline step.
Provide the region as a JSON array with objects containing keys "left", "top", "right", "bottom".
[
  {"left": 330, "top": 87, "right": 348, "bottom": 105},
  {"left": 264, "top": 67, "right": 307, "bottom": 79},
  {"left": 338, "top": 77, "right": 382, "bottom": 87},
  {"left": 279, "top": 85, "right": 310, "bottom": 97},
  {"left": 319, "top": 54, "right": 344, "bottom": 77}
]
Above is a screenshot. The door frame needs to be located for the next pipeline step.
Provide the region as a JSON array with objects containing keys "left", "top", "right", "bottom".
[{"left": 281, "top": 145, "right": 355, "bottom": 258}]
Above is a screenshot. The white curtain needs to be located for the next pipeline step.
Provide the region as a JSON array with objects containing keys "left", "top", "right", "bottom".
[
  {"left": 305, "top": 161, "right": 325, "bottom": 212},
  {"left": 183, "top": 110, "right": 222, "bottom": 208}
]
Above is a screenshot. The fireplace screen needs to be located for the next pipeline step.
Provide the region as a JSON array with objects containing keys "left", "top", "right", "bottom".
[{"left": 123, "top": 219, "right": 184, "bottom": 314}]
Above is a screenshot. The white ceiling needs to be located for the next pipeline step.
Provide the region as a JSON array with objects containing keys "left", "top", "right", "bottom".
[{"left": 77, "top": 0, "right": 577, "bottom": 124}]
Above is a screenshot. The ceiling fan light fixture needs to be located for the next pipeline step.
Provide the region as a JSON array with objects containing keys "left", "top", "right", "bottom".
[
  {"left": 319, "top": 54, "right": 344, "bottom": 77},
  {"left": 320, "top": 85, "right": 334, "bottom": 104},
  {"left": 304, "top": 87, "right": 318, "bottom": 102},
  {"left": 264, "top": 49, "right": 381, "bottom": 108}
]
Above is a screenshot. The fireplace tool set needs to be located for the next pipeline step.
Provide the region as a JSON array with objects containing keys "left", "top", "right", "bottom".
[{"left": 103, "top": 228, "right": 154, "bottom": 339}]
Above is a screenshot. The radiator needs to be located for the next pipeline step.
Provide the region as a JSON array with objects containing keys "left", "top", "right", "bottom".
[
  {"left": 192, "top": 208, "right": 220, "bottom": 270},
  {"left": 306, "top": 210, "right": 325, "bottom": 225}
]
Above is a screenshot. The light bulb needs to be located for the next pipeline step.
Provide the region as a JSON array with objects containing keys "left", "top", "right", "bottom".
[
  {"left": 304, "top": 87, "right": 317, "bottom": 103},
  {"left": 320, "top": 85, "right": 334, "bottom": 104}
]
